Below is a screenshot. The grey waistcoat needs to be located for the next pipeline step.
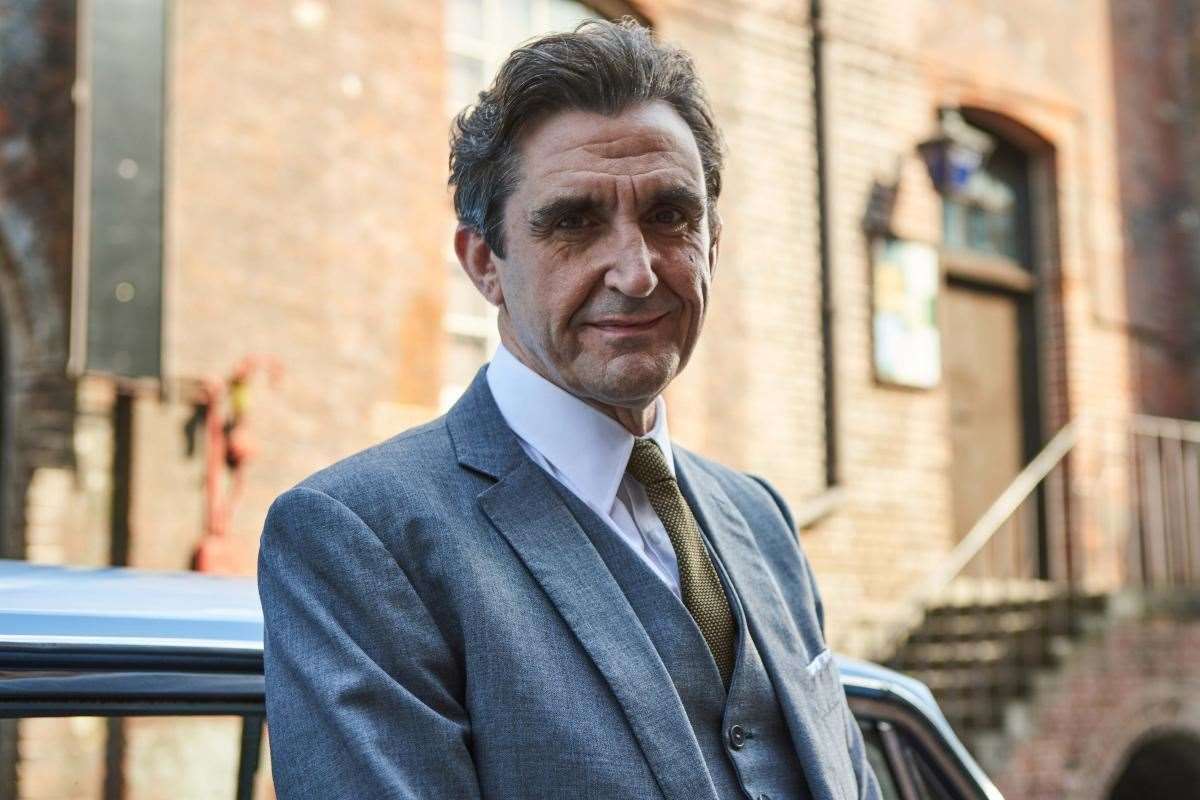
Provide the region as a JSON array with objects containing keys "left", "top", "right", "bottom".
[{"left": 556, "top": 485, "right": 812, "bottom": 800}]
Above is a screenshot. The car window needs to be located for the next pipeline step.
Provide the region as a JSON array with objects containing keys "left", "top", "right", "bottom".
[
  {"left": 858, "top": 720, "right": 904, "bottom": 800},
  {"left": 905, "top": 741, "right": 957, "bottom": 800},
  {"left": 12, "top": 714, "right": 273, "bottom": 799}
]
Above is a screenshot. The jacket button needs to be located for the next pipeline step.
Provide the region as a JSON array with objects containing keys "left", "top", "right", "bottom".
[{"left": 728, "top": 724, "right": 747, "bottom": 750}]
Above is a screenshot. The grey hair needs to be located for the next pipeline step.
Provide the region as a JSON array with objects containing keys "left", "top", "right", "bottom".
[{"left": 448, "top": 18, "right": 724, "bottom": 258}]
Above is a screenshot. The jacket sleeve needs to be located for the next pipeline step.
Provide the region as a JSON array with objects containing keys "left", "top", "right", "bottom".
[
  {"left": 258, "top": 485, "right": 482, "bottom": 800},
  {"left": 748, "top": 475, "right": 883, "bottom": 800}
]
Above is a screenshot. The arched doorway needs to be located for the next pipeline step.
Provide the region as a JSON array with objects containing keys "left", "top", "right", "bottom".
[
  {"left": 940, "top": 109, "right": 1053, "bottom": 577},
  {"left": 1108, "top": 731, "right": 1200, "bottom": 799}
]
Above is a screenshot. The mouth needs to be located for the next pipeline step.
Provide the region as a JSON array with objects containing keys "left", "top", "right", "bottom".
[{"left": 585, "top": 312, "right": 669, "bottom": 335}]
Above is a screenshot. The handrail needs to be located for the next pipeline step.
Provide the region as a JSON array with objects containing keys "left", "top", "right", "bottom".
[
  {"left": 921, "top": 419, "right": 1080, "bottom": 601},
  {"left": 1131, "top": 413, "right": 1200, "bottom": 444},
  {"left": 876, "top": 412, "right": 1200, "bottom": 739},
  {"left": 872, "top": 412, "right": 1200, "bottom": 661}
]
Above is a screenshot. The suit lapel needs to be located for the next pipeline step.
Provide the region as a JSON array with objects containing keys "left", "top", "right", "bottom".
[
  {"left": 448, "top": 372, "right": 718, "bottom": 800},
  {"left": 675, "top": 452, "right": 844, "bottom": 800}
]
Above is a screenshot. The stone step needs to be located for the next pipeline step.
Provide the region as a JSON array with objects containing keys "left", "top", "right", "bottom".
[
  {"left": 891, "top": 638, "right": 1055, "bottom": 671},
  {"left": 883, "top": 589, "right": 1113, "bottom": 746},
  {"left": 902, "top": 609, "right": 1065, "bottom": 647}
]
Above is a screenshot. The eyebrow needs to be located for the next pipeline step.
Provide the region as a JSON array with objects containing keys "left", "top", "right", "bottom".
[
  {"left": 526, "top": 184, "right": 708, "bottom": 234},
  {"left": 648, "top": 185, "right": 706, "bottom": 215},
  {"left": 528, "top": 195, "right": 607, "bottom": 233}
]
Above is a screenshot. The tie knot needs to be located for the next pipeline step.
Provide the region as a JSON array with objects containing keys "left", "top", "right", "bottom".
[{"left": 626, "top": 438, "right": 674, "bottom": 487}]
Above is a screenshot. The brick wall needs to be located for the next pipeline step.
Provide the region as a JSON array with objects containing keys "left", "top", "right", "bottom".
[
  {"left": 145, "top": 0, "right": 452, "bottom": 566},
  {"left": 1108, "top": 0, "right": 1200, "bottom": 420},
  {"left": 116, "top": 0, "right": 1197, "bottom": 653},
  {"left": 6, "top": 0, "right": 1200, "bottom": 796},
  {"left": 993, "top": 608, "right": 1200, "bottom": 800}
]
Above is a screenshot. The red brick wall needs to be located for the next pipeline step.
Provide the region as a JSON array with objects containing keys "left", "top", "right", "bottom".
[
  {"left": 121, "top": 0, "right": 1196, "bottom": 648},
  {"left": 995, "top": 611, "right": 1200, "bottom": 800},
  {"left": 1108, "top": 0, "right": 1200, "bottom": 420},
  {"left": 8, "top": 0, "right": 1200, "bottom": 795},
  {"left": 143, "top": 0, "right": 452, "bottom": 567}
]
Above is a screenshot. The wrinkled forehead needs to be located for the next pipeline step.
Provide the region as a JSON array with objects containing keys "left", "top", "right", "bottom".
[{"left": 514, "top": 101, "right": 706, "bottom": 200}]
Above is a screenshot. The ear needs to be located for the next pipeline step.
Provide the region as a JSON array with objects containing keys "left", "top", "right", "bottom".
[
  {"left": 707, "top": 218, "right": 721, "bottom": 280},
  {"left": 454, "top": 224, "right": 505, "bottom": 307}
]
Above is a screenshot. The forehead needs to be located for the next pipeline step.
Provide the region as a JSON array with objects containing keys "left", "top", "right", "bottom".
[{"left": 515, "top": 101, "right": 705, "bottom": 198}]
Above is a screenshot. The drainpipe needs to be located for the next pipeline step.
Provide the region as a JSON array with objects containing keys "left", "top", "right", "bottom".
[{"left": 811, "top": 0, "right": 839, "bottom": 490}]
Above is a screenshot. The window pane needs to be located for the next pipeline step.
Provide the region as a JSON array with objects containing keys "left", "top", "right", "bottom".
[
  {"left": 499, "top": 0, "right": 535, "bottom": 44},
  {"left": 445, "top": 332, "right": 491, "bottom": 399},
  {"left": 548, "top": 0, "right": 597, "bottom": 31},
  {"left": 940, "top": 138, "right": 1030, "bottom": 265},
  {"left": 857, "top": 720, "right": 903, "bottom": 800},
  {"left": 943, "top": 199, "right": 967, "bottom": 251},
  {"left": 447, "top": 261, "right": 493, "bottom": 319},
  {"left": 449, "top": 52, "right": 486, "bottom": 113},
  {"left": 18, "top": 716, "right": 106, "bottom": 797},
  {"left": 15, "top": 715, "right": 273, "bottom": 799},
  {"left": 448, "top": 0, "right": 484, "bottom": 39},
  {"left": 905, "top": 741, "right": 957, "bottom": 800}
]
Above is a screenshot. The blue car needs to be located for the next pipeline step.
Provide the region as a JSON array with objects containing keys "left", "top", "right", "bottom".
[{"left": 0, "top": 559, "right": 1002, "bottom": 799}]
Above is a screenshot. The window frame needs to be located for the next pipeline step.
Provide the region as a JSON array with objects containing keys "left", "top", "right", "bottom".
[
  {"left": 0, "top": 643, "right": 267, "bottom": 800},
  {"left": 849, "top": 693, "right": 994, "bottom": 800}
]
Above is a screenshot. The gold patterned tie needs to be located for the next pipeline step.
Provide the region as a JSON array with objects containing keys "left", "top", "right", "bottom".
[{"left": 626, "top": 438, "right": 737, "bottom": 686}]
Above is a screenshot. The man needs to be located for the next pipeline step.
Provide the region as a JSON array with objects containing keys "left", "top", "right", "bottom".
[{"left": 259, "top": 19, "right": 880, "bottom": 800}]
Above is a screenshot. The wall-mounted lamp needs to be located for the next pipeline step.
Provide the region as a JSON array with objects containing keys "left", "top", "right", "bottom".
[{"left": 917, "top": 109, "right": 995, "bottom": 197}]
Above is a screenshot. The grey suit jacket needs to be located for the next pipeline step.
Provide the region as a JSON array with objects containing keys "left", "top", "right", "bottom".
[{"left": 259, "top": 370, "right": 880, "bottom": 799}]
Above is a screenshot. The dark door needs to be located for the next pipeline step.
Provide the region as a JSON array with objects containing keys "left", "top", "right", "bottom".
[
  {"left": 944, "top": 281, "right": 1027, "bottom": 543},
  {"left": 940, "top": 127, "right": 1044, "bottom": 576}
]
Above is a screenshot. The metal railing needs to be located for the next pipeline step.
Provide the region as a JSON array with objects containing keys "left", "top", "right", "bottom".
[
  {"left": 924, "top": 414, "right": 1200, "bottom": 602},
  {"left": 877, "top": 412, "right": 1200, "bottom": 661},
  {"left": 878, "top": 413, "right": 1200, "bottom": 740},
  {"left": 1127, "top": 415, "right": 1200, "bottom": 587}
]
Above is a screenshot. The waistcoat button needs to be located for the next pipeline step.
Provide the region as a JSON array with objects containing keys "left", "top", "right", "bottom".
[{"left": 728, "top": 723, "right": 747, "bottom": 750}]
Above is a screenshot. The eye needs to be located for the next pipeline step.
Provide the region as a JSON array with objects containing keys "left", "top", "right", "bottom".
[
  {"left": 651, "top": 207, "right": 686, "bottom": 226},
  {"left": 556, "top": 213, "right": 589, "bottom": 230}
]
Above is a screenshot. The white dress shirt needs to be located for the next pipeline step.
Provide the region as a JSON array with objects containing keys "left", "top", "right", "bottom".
[{"left": 486, "top": 344, "right": 682, "bottom": 597}]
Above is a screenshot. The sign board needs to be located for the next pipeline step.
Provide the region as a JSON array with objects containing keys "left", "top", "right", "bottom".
[{"left": 872, "top": 238, "right": 941, "bottom": 389}]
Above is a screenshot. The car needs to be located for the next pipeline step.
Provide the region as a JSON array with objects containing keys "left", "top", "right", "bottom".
[{"left": 0, "top": 559, "right": 1003, "bottom": 799}]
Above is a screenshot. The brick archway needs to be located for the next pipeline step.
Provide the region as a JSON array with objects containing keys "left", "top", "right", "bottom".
[
  {"left": 1068, "top": 683, "right": 1200, "bottom": 800},
  {"left": 1105, "top": 728, "right": 1200, "bottom": 799},
  {"left": 992, "top": 616, "right": 1200, "bottom": 800}
]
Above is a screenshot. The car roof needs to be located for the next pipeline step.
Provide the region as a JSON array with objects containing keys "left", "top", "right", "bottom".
[
  {"left": 0, "top": 560, "right": 947, "bottom": 714},
  {"left": 0, "top": 559, "right": 262, "bottom": 653},
  {"left": 0, "top": 559, "right": 999, "bottom": 794},
  {"left": 1, "top": 559, "right": 943, "bottom": 697}
]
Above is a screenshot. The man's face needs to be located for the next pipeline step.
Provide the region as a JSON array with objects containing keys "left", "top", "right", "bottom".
[{"left": 476, "top": 100, "right": 718, "bottom": 411}]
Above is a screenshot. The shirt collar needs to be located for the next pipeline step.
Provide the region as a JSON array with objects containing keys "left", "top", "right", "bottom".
[{"left": 486, "top": 344, "right": 675, "bottom": 512}]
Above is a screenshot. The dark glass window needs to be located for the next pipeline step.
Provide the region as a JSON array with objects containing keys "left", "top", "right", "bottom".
[
  {"left": 942, "top": 138, "right": 1032, "bottom": 265},
  {"left": 13, "top": 714, "right": 269, "bottom": 799},
  {"left": 858, "top": 720, "right": 903, "bottom": 800},
  {"left": 906, "top": 740, "right": 958, "bottom": 800}
]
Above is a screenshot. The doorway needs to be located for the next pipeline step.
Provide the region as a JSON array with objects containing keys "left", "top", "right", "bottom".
[{"left": 940, "top": 125, "right": 1046, "bottom": 577}]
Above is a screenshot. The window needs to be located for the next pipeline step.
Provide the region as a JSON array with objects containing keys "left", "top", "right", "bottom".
[
  {"left": 859, "top": 720, "right": 904, "bottom": 800},
  {"left": 941, "top": 137, "right": 1032, "bottom": 267},
  {"left": 15, "top": 714, "right": 269, "bottom": 799},
  {"left": 441, "top": 0, "right": 601, "bottom": 408},
  {"left": 851, "top": 696, "right": 989, "bottom": 800}
]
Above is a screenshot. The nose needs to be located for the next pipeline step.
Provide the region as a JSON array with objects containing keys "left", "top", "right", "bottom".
[{"left": 601, "top": 221, "right": 657, "bottom": 298}]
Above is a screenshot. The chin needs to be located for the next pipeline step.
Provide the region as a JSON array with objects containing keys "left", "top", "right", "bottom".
[{"left": 588, "top": 351, "right": 678, "bottom": 406}]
